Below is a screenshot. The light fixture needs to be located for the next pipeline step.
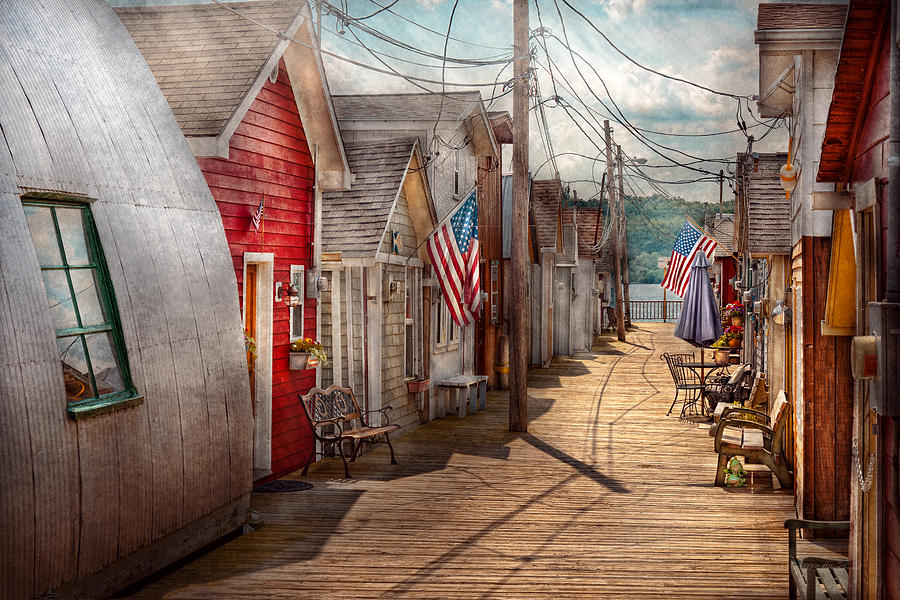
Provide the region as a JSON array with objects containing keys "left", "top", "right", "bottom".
[
  {"left": 277, "top": 282, "right": 301, "bottom": 307},
  {"left": 780, "top": 137, "right": 798, "bottom": 197}
]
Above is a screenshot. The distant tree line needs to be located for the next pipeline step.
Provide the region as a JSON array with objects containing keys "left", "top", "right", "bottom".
[{"left": 622, "top": 195, "right": 734, "bottom": 284}]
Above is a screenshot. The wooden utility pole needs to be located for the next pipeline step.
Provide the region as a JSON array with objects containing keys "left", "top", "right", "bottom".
[
  {"left": 718, "top": 169, "right": 724, "bottom": 218},
  {"left": 509, "top": 0, "right": 528, "bottom": 432},
  {"left": 617, "top": 145, "right": 631, "bottom": 328},
  {"left": 605, "top": 121, "right": 625, "bottom": 342}
]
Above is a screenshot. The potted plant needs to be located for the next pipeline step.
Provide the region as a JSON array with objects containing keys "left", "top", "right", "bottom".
[
  {"left": 723, "top": 325, "right": 744, "bottom": 348},
  {"left": 289, "top": 337, "right": 328, "bottom": 370},
  {"left": 723, "top": 301, "right": 745, "bottom": 326},
  {"left": 405, "top": 375, "right": 431, "bottom": 393},
  {"left": 710, "top": 338, "right": 731, "bottom": 366}
]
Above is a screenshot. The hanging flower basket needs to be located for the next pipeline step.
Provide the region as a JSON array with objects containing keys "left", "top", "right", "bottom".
[
  {"left": 727, "top": 338, "right": 742, "bottom": 348},
  {"left": 406, "top": 377, "right": 431, "bottom": 393}
]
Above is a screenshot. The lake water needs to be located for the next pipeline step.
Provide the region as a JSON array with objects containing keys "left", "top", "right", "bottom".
[{"left": 629, "top": 283, "right": 671, "bottom": 301}]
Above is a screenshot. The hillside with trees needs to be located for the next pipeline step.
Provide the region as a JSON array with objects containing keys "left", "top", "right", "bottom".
[{"left": 622, "top": 195, "right": 734, "bottom": 284}]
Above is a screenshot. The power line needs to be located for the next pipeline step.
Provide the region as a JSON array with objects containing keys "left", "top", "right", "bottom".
[
  {"left": 356, "top": 0, "right": 512, "bottom": 51},
  {"left": 210, "top": 0, "right": 517, "bottom": 88},
  {"left": 554, "top": 0, "right": 755, "bottom": 100}
]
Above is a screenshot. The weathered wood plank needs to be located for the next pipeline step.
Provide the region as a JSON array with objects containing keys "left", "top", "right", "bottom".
[{"left": 123, "top": 324, "right": 801, "bottom": 600}]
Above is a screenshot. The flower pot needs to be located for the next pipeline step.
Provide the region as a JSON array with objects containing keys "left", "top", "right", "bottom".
[
  {"left": 289, "top": 352, "right": 319, "bottom": 370},
  {"left": 730, "top": 316, "right": 744, "bottom": 327},
  {"left": 713, "top": 349, "right": 730, "bottom": 366},
  {"left": 406, "top": 378, "right": 431, "bottom": 393},
  {"left": 728, "top": 353, "right": 740, "bottom": 365},
  {"left": 727, "top": 338, "right": 742, "bottom": 348}
]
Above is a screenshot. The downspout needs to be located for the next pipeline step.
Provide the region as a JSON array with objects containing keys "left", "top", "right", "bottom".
[
  {"left": 313, "top": 143, "right": 322, "bottom": 388},
  {"left": 888, "top": 0, "right": 900, "bottom": 303},
  {"left": 887, "top": 0, "right": 900, "bottom": 552}
]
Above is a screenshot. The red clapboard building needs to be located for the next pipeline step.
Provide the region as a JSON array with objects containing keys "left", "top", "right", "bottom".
[{"left": 116, "top": 1, "right": 350, "bottom": 482}]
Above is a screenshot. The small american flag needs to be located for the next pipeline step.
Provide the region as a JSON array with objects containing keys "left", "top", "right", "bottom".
[
  {"left": 251, "top": 196, "right": 265, "bottom": 231},
  {"left": 427, "top": 190, "right": 481, "bottom": 327},
  {"left": 661, "top": 220, "right": 718, "bottom": 297}
]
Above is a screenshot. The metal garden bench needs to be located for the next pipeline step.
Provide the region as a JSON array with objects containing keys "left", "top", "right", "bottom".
[{"left": 299, "top": 385, "right": 399, "bottom": 479}]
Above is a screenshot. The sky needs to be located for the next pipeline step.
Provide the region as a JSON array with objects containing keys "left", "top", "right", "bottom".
[
  {"left": 109, "top": 0, "right": 844, "bottom": 207},
  {"left": 316, "top": 0, "right": 806, "bottom": 206}
]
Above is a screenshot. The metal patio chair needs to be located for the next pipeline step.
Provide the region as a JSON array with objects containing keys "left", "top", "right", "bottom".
[{"left": 661, "top": 352, "right": 702, "bottom": 416}]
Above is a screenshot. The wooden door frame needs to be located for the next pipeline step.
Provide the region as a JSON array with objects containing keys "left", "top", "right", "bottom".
[{"left": 243, "top": 252, "right": 274, "bottom": 476}]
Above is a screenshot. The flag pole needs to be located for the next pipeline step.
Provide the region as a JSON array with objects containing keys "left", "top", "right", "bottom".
[
  {"left": 684, "top": 215, "right": 739, "bottom": 262},
  {"left": 405, "top": 185, "right": 477, "bottom": 265}
]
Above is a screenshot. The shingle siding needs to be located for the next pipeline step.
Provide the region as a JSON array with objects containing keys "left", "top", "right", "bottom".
[
  {"left": 114, "top": 1, "right": 297, "bottom": 137},
  {"left": 321, "top": 138, "right": 416, "bottom": 257}
]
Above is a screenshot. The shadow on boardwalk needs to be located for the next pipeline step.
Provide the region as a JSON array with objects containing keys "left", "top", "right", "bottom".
[{"left": 121, "top": 323, "right": 796, "bottom": 600}]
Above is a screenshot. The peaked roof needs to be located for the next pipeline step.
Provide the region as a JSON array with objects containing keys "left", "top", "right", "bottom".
[
  {"left": 705, "top": 214, "right": 736, "bottom": 258},
  {"left": 322, "top": 138, "right": 422, "bottom": 257},
  {"left": 115, "top": 1, "right": 298, "bottom": 137},
  {"left": 757, "top": 3, "right": 848, "bottom": 30},
  {"left": 737, "top": 153, "right": 792, "bottom": 255},
  {"left": 531, "top": 179, "right": 562, "bottom": 250},
  {"left": 571, "top": 207, "right": 605, "bottom": 260},
  {"left": 333, "top": 92, "right": 481, "bottom": 122}
]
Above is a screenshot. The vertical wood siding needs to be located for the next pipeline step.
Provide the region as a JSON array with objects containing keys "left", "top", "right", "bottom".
[
  {"left": 476, "top": 155, "right": 502, "bottom": 387},
  {"left": 196, "top": 60, "right": 316, "bottom": 482},
  {"left": 0, "top": 2, "right": 252, "bottom": 597},
  {"left": 799, "top": 236, "right": 853, "bottom": 522}
]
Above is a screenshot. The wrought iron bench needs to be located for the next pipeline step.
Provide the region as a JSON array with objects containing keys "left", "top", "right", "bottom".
[
  {"left": 299, "top": 385, "right": 399, "bottom": 479},
  {"left": 785, "top": 519, "right": 850, "bottom": 600},
  {"left": 714, "top": 390, "right": 793, "bottom": 489}
]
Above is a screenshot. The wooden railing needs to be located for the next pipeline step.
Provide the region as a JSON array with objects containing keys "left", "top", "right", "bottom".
[{"left": 629, "top": 300, "right": 682, "bottom": 322}]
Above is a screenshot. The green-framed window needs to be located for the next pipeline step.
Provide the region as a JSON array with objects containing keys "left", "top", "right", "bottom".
[{"left": 22, "top": 198, "right": 141, "bottom": 419}]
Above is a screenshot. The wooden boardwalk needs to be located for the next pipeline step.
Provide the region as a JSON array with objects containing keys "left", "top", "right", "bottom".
[{"left": 122, "top": 324, "right": 803, "bottom": 599}]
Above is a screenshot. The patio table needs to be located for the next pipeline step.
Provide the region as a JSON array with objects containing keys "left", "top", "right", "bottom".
[{"left": 680, "top": 362, "right": 729, "bottom": 415}]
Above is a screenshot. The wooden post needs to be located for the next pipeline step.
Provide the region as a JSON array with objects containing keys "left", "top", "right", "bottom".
[
  {"left": 509, "top": 0, "right": 528, "bottom": 432},
  {"left": 617, "top": 145, "right": 631, "bottom": 329},
  {"left": 718, "top": 169, "right": 724, "bottom": 219},
  {"left": 663, "top": 288, "right": 667, "bottom": 323},
  {"left": 605, "top": 121, "right": 625, "bottom": 342}
]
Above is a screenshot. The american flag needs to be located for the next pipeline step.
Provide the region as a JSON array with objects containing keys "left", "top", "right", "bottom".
[
  {"left": 661, "top": 220, "right": 718, "bottom": 297},
  {"left": 251, "top": 196, "right": 265, "bottom": 231},
  {"left": 427, "top": 190, "right": 481, "bottom": 327}
]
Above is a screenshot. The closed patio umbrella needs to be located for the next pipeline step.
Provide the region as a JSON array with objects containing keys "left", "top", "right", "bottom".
[{"left": 674, "top": 251, "right": 723, "bottom": 347}]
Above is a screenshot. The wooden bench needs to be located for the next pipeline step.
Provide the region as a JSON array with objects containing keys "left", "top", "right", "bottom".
[
  {"left": 714, "top": 390, "right": 793, "bottom": 489},
  {"left": 435, "top": 375, "right": 488, "bottom": 418},
  {"left": 299, "top": 385, "right": 399, "bottom": 479},
  {"left": 785, "top": 519, "right": 850, "bottom": 599}
]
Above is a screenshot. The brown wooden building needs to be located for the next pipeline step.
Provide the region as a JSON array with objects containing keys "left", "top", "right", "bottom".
[
  {"left": 815, "top": 1, "right": 898, "bottom": 596},
  {"left": 755, "top": 1, "right": 852, "bottom": 528}
]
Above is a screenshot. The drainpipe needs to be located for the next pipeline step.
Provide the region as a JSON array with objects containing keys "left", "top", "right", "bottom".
[
  {"left": 313, "top": 143, "right": 322, "bottom": 388},
  {"left": 888, "top": 0, "right": 900, "bottom": 302}
]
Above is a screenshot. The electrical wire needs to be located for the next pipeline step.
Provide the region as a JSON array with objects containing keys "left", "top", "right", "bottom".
[
  {"left": 209, "top": 0, "right": 517, "bottom": 88},
  {"left": 554, "top": 0, "right": 755, "bottom": 100}
]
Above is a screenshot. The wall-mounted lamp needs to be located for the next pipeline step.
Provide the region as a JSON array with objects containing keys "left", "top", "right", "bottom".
[{"left": 277, "top": 281, "right": 301, "bottom": 307}]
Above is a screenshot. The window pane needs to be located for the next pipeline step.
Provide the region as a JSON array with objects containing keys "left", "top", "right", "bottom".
[
  {"left": 24, "top": 205, "right": 63, "bottom": 266},
  {"left": 55, "top": 207, "right": 92, "bottom": 266},
  {"left": 42, "top": 270, "right": 78, "bottom": 331},
  {"left": 58, "top": 336, "right": 96, "bottom": 399},
  {"left": 85, "top": 332, "right": 124, "bottom": 396},
  {"left": 69, "top": 269, "right": 107, "bottom": 327}
]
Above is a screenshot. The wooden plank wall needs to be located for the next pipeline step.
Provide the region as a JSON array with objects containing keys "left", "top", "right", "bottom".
[
  {"left": 196, "top": 60, "right": 317, "bottom": 483},
  {"left": 476, "top": 155, "right": 502, "bottom": 388},
  {"left": 799, "top": 236, "right": 853, "bottom": 522},
  {"left": 0, "top": 2, "right": 252, "bottom": 597}
]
